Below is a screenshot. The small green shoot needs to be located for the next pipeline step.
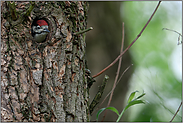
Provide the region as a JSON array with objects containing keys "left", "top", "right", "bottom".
[
  {"left": 96, "top": 106, "right": 119, "bottom": 121},
  {"left": 127, "top": 90, "right": 138, "bottom": 103},
  {"left": 96, "top": 91, "right": 146, "bottom": 122}
]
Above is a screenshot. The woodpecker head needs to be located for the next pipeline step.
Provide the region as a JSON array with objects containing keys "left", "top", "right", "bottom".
[{"left": 31, "top": 19, "right": 50, "bottom": 43}]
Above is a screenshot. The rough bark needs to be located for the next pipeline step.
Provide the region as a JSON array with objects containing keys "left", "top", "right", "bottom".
[{"left": 1, "top": 1, "right": 89, "bottom": 122}]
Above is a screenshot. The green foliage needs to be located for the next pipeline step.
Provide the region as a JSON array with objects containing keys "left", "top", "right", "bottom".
[
  {"left": 96, "top": 107, "right": 119, "bottom": 121},
  {"left": 127, "top": 90, "right": 138, "bottom": 103},
  {"left": 96, "top": 91, "right": 145, "bottom": 122},
  {"left": 121, "top": 1, "right": 182, "bottom": 121}
]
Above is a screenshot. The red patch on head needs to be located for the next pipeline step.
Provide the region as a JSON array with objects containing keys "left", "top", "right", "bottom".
[{"left": 36, "top": 20, "right": 48, "bottom": 26}]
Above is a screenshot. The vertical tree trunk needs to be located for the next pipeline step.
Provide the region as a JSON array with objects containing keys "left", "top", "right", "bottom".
[{"left": 1, "top": 1, "right": 90, "bottom": 122}]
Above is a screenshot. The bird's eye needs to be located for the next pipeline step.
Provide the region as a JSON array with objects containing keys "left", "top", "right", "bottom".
[{"left": 37, "top": 26, "right": 41, "bottom": 29}]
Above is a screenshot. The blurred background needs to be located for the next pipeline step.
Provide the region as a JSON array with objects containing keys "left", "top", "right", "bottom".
[{"left": 85, "top": 1, "right": 182, "bottom": 122}]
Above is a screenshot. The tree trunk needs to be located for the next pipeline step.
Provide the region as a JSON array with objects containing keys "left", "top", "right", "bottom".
[{"left": 1, "top": 1, "right": 90, "bottom": 122}]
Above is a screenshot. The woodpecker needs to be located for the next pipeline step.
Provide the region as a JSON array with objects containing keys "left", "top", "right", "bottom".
[{"left": 31, "top": 19, "right": 50, "bottom": 43}]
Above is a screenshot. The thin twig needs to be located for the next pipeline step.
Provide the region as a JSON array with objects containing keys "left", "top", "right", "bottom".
[
  {"left": 162, "top": 28, "right": 182, "bottom": 45},
  {"left": 170, "top": 101, "right": 182, "bottom": 122},
  {"left": 92, "top": 1, "right": 161, "bottom": 78},
  {"left": 102, "top": 22, "right": 125, "bottom": 121},
  {"left": 91, "top": 64, "right": 133, "bottom": 116},
  {"left": 162, "top": 28, "right": 182, "bottom": 36},
  {"left": 117, "top": 64, "right": 133, "bottom": 85},
  {"left": 108, "top": 22, "right": 125, "bottom": 104},
  {"left": 74, "top": 27, "right": 93, "bottom": 35}
]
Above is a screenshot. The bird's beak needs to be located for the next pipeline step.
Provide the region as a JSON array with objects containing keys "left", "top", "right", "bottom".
[{"left": 44, "top": 29, "right": 50, "bottom": 33}]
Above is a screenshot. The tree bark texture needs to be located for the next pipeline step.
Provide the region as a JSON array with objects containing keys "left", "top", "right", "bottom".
[{"left": 1, "top": 1, "right": 89, "bottom": 122}]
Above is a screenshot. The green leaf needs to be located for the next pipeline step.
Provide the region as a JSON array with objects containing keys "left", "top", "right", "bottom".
[
  {"left": 136, "top": 93, "right": 146, "bottom": 100},
  {"left": 126, "top": 100, "right": 145, "bottom": 109},
  {"left": 127, "top": 91, "right": 138, "bottom": 103},
  {"left": 96, "top": 108, "right": 106, "bottom": 121},
  {"left": 96, "top": 107, "right": 119, "bottom": 121},
  {"left": 105, "top": 107, "right": 119, "bottom": 116},
  {"left": 116, "top": 91, "right": 145, "bottom": 122},
  {"left": 116, "top": 100, "right": 145, "bottom": 122}
]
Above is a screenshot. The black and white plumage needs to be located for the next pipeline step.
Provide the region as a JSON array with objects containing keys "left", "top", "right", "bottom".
[{"left": 31, "top": 20, "right": 50, "bottom": 43}]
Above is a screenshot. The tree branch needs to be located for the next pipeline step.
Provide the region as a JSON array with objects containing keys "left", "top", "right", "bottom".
[
  {"left": 92, "top": 1, "right": 162, "bottom": 78},
  {"left": 74, "top": 27, "right": 93, "bottom": 35},
  {"left": 102, "top": 22, "right": 125, "bottom": 121},
  {"left": 170, "top": 101, "right": 182, "bottom": 122}
]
